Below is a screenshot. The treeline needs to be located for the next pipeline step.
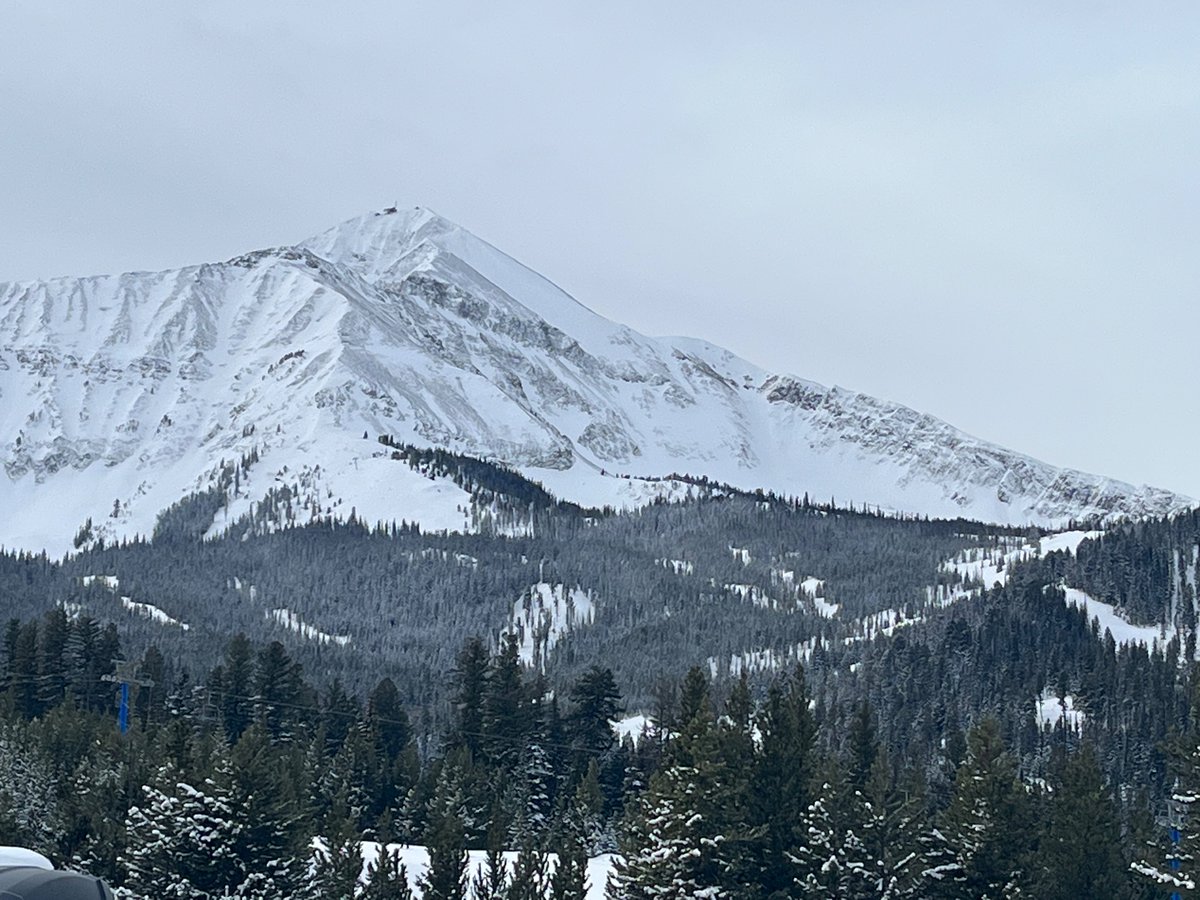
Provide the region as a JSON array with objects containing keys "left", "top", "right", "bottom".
[
  {"left": 0, "top": 617, "right": 637, "bottom": 897},
  {"left": 1, "top": 608, "right": 1194, "bottom": 898},
  {"left": 610, "top": 665, "right": 1170, "bottom": 899},
  {"left": 20, "top": 491, "right": 991, "bottom": 715}
]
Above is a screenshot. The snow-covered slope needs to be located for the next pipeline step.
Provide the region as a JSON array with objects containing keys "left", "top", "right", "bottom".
[{"left": 0, "top": 206, "right": 1190, "bottom": 554}]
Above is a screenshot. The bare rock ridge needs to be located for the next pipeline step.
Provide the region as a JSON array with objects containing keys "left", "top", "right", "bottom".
[{"left": 0, "top": 205, "right": 1190, "bottom": 554}]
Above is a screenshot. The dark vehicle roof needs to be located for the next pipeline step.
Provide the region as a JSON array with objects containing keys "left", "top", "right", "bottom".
[{"left": 0, "top": 866, "right": 114, "bottom": 899}]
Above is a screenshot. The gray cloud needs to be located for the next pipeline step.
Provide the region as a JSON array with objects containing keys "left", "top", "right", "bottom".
[{"left": 2, "top": 2, "right": 1197, "bottom": 496}]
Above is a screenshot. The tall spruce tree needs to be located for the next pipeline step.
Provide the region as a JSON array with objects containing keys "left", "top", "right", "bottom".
[
  {"left": 1030, "top": 744, "right": 1132, "bottom": 900},
  {"left": 608, "top": 666, "right": 745, "bottom": 899},
  {"left": 506, "top": 840, "right": 549, "bottom": 900},
  {"left": 750, "top": 665, "right": 816, "bottom": 896},
  {"left": 363, "top": 842, "right": 415, "bottom": 900},
  {"left": 422, "top": 767, "right": 469, "bottom": 900},
  {"left": 932, "top": 717, "right": 1032, "bottom": 899},
  {"left": 469, "top": 810, "right": 509, "bottom": 900}
]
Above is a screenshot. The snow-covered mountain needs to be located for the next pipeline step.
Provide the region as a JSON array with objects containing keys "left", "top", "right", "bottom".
[{"left": 0, "top": 206, "right": 1190, "bottom": 554}]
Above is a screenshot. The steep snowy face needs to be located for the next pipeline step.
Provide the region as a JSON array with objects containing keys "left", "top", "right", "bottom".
[{"left": 0, "top": 206, "right": 1190, "bottom": 554}]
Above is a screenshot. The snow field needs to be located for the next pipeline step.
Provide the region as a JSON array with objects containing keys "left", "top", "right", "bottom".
[
  {"left": 509, "top": 583, "right": 596, "bottom": 667},
  {"left": 312, "top": 840, "right": 616, "bottom": 900}
]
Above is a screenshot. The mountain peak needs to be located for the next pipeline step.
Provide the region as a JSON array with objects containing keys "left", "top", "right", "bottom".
[
  {"left": 299, "top": 205, "right": 458, "bottom": 280},
  {"left": 0, "top": 207, "right": 1192, "bottom": 555}
]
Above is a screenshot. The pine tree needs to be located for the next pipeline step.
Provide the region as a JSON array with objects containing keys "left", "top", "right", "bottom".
[
  {"left": 9, "top": 620, "right": 40, "bottom": 718},
  {"left": 121, "top": 766, "right": 242, "bottom": 899},
  {"left": 221, "top": 723, "right": 308, "bottom": 898},
  {"left": 506, "top": 840, "right": 548, "bottom": 900},
  {"left": 1029, "top": 744, "right": 1131, "bottom": 900},
  {"left": 568, "top": 760, "right": 610, "bottom": 855},
  {"left": 37, "top": 607, "right": 70, "bottom": 711},
  {"left": 549, "top": 820, "right": 589, "bottom": 900},
  {"left": 216, "top": 633, "right": 254, "bottom": 743},
  {"left": 750, "top": 666, "right": 816, "bottom": 896},
  {"left": 0, "top": 718, "right": 62, "bottom": 853},
  {"left": 448, "top": 637, "right": 489, "bottom": 758},
  {"left": 421, "top": 768, "right": 468, "bottom": 900},
  {"left": 930, "top": 717, "right": 1032, "bottom": 899},
  {"left": 470, "top": 811, "right": 509, "bottom": 900},
  {"left": 608, "top": 666, "right": 742, "bottom": 899},
  {"left": 483, "top": 632, "right": 529, "bottom": 776},
  {"left": 312, "top": 791, "right": 365, "bottom": 900},
  {"left": 566, "top": 666, "right": 622, "bottom": 779},
  {"left": 255, "top": 640, "right": 307, "bottom": 743},
  {"left": 363, "top": 842, "right": 415, "bottom": 899},
  {"left": 792, "top": 781, "right": 876, "bottom": 900}
]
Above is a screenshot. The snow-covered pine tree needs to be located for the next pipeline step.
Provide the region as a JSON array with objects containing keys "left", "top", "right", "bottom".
[
  {"left": 120, "top": 767, "right": 242, "bottom": 899},
  {"left": 929, "top": 717, "right": 1031, "bottom": 899},
  {"left": 362, "top": 843, "right": 415, "bottom": 899},
  {"left": 607, "top": 666, "right": 742, "bottom": 899},
  {"left": 220, "top": 723, "right": 308, "bottom": 899},
  {"left": 421, "top": 767, "right": 469, "bottom": 900},
  {"left": 549, "top": 819, "right": 589, "bottom": 900},
  {"left": 506, "top": 840, "right": 549, "bottom": 900},
  {"left": 310, "top": 790, "right": 365, "bottom": 900},
  {"left": 0, "top": 718, "right": 61, "bottom": 853},
  {"left": 827, "top": 706, "right": 925, "bottom": 899},
  {"left": 791, "top": 788, "right": 876, "bottom": 900}
]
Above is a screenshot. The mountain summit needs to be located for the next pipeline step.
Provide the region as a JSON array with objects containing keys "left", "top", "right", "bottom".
[{"left": 0, "top": 206, "right": 1189, "bottom": 553}]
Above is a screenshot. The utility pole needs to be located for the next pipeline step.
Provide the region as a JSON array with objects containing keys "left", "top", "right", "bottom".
[{"left": 101, "top": 658, "right": 155, "bottom": 735}]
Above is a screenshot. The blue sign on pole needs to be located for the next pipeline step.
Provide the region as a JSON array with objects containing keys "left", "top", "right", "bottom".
[{"left": 118, "top": 682, "right": 130, "bottom": 735}]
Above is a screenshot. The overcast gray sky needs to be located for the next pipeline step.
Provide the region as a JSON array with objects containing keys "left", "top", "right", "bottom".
[{"left": 2, "top": 2, "right": 1197, "bottom": 497}]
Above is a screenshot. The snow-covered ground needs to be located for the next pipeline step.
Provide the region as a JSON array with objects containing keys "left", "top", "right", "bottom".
[
  {"left": 930, "top": 530, "right": 1105, "bottom": 607},
  {"left": 509, "top": 583, "right": 595, "bottom": 667},
  {"left": 1060, "top": 587, "right": 1168, "bottom": 649},
  {"left": 267, "top": 608, "right": 351, "bottom": 647},
  {"left": 0, "top": 206, "right": 1188, "bottom": 557},
  {"left": 123, "top": 597, "right": 189, "bottom": 631},
  {"left": 656, "top": 558, "right": 694, "bottom": 576},
  {"left": 730, "top": 546, "right": 753, "bottom": 566},
  {"left": 82, "top": 574, "right": 190, "bottom": 630},
  {"left": 1035, "top": 691, "right": 1085, "bottom": 730},
  {"left": 314, "top": 841, "right": 616, "bottom": 900},
  {"left": 81, "top": 574, "right": 120, "bottom": 590},
  {"left": 798, "top": 577, "right": 838, "bottom": 618},
  {"left": 928, "top": 531, "right": 1177, "bottom": 653},
  {"left": 712, "top": 637, "right": 827, "bottom": 679},
  {"left": 611, "top": 714, "right": 652, "bottom": 747}
]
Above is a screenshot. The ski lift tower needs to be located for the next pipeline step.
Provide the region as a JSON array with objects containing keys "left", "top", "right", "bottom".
[{"left": 101, "top": 658, "right": 155, "bottom": 735}]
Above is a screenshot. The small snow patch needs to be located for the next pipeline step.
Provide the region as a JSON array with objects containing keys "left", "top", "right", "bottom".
[
  {"left": 82, "top": 574, "right": 120, "bottom": 590},
  {"left": 315, "top": 840, "right": 615, "bottom": 900},
  {"left": 122, "top": 597, "right": 190, "bottom": 631},
  {"left": 612, "top": 714, "right": 652, "bottom": 747},
  {"left": 657, "top": 558, "right": 695, "bottom": 576},
  {"left": 268, "top": 608, "right": 351, "bottom": 646},
  {"left": 1036, "top": 692, "right": 1085, "bottom": 730}
]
